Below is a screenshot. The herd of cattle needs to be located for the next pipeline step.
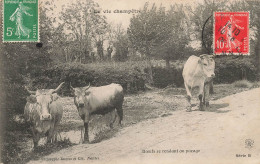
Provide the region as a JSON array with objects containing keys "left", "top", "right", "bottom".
[{"left": 24, "top": 54, "right": 215, "bottom": 148}]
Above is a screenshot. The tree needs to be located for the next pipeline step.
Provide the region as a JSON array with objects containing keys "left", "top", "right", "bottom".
[
  {"left": 110, "top": 24, "right": 128, "bottom": 61},
  {"left": 0, "top": 1, "right": 55, "bottom": 162},
  {"left": 153, "top": 4, "right": 191, "bottom": 69},
  {"left": 128, "top": 3, "right": 191, "bottom": 70},
  {"left": 58, "top": 0, "right": 109, "bottom": 62},
  {"left": 113, "top": 34, "right": 129, "bottom": 61},
  {"left": 186, "top": 0, "right": 227, "bottom": 53},
  {"left": 230, "top": 0, "right": 260, "bottom": 71}
]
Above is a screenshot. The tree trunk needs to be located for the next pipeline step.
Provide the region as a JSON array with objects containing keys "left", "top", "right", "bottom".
[
  {"left": 165, "top": 58, "right": 170, "bottom": 70},
  {"left": 255, "top": 33, "right": 260, "bottom": 72},
  {"left": 146, "top": 56, "right": 154, "bottom": 84},
  {"left": 241, "top": 68, "right": 247, "bottom": 80}
]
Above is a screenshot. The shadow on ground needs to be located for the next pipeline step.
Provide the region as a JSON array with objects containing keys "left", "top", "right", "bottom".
[{"left": 206, "top": 103, "right": 230, "bottom": 113}]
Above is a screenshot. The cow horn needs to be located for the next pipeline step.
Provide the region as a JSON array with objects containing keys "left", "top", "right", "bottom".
[
  {"left": 199, "top": 54, "right": 205, "bottom": 59},
  {"left": 25, "top": 86, "right": 36, "bottom": 95},
  {"left": 84, "top": 83, "right": 91, "bottom": 91},
  {"left": 52, "top": 82, "right": 65, "bottom": 93},
  {"left": 70, "top": 82, "right": 74, "bottom": 90}
]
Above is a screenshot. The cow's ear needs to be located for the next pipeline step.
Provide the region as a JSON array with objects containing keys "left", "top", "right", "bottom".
[
  {"left": 85, "top": 91, "right": 91, "bottom": 96},
  {"left": 51, "top": 93, "right": 59, "bottom": 102},
  {"left": 210, "top": 55, "right": 215, "bottom": 59},
  {"left": 27, "top": 95, "right": 37, "bottom": 103},
  {"left": 198, "top": 58, "right": 202, "bottom": 64},
  {"left": 199, "top": 54, "right": 205, "bottom": 59}
]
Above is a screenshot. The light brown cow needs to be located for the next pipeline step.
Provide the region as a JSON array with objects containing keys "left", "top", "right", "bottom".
[
  {"left": 24, "top": 82, "right": 64, "bottom": 148},
  {"left": 182, "top": 55, "right": 215, "bottom": 112},
  {"left": 71, "top": 83, "right": 124, "bottom": 143}
]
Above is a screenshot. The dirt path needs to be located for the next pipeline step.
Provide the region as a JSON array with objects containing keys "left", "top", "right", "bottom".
[{"left": 28, "top": 88, "right": 260, "bottom": 164}]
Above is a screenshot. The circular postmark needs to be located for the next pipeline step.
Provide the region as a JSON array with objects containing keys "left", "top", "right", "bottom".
[
  {"left": 201, "top": 15, "right": 213, "bottom": 54},
  {"left": 245, "top": 139, "right": 254, "bottom": 149}
]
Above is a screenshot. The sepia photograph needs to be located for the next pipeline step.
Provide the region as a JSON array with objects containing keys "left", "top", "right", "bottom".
[{"left": 0, "top": 0, "right": 260, "bottom": 163}]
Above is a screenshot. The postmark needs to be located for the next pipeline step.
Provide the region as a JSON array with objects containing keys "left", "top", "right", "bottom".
[
  {"left": 245, "top": 139, "right": 254, "bottom": 149},
  {"left": 2, "top": 0, "right": 39, "bottom": 42},
  {"left": 213, "top": 12, "right": 249, "bottom": 55}
]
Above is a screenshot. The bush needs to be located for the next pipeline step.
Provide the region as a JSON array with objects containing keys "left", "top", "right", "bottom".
[
  {"left": 232, "top": 80, "right": 253, "bottom": 88},
  {"left": 214, "top": 56, "right": 258, "bottom": 84},
  {"left": 30, "top": 61, "right": 150, "bottom": 95},
  {"left": 152, "top": 66, "right": 183, "bottom": 88},
  {"left": 151, "top": 56, "right": 259, "bottom": 88}
]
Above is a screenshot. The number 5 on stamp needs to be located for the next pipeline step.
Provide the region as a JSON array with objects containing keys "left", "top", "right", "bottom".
[{"left": 3, "top": 0, "right": 39, "bottom": 42}]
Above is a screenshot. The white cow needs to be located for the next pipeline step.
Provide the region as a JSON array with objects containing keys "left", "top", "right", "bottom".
[
  {"left": 24, "top": 82, "right": 64, "bottom": 148},
  {"left": 182, "top": 55, "right": 215, "bottom": 112}
]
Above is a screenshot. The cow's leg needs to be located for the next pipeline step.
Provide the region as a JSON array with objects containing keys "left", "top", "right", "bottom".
[
  {"left": 47, "top": 124, "right": 55, "bottom": 144},
  {"left": 198, "top": 85, "right": 204, "bottom": 111},
  {"left": 83, "top": 112, "right": 90, "bottom": 144},
  {"left": 184, "top": 82, "right": 192, "bottom": 112},
  {"left": 32, "top": 129, "right": 40, "bottom": 148},
  {"left": 110, "top": 109, "right": 117, "bottom": 129},
  {"left": 116, "top": 105, "right": 123, "bottom": 126},
  {"left": 84, "top": 122, "right": 89, "bottom": 143},
  {"left": 204, "top": 82, "right": 210, "bottom": 107}
]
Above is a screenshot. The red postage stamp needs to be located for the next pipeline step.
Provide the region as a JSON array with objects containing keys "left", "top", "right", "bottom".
[{"left": 214, "top": 12, "right": 249, "bottom": 55}]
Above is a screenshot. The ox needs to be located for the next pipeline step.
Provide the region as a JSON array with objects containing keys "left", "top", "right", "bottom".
[
  {"left": 24, "top": 82, "right": 64, "bottom": 148},
  {"left": 71, "top": 83, "right": 124, "bottom": 143},
  {"left": 182, "top": 55, "right": 215, "bottom": 112}
]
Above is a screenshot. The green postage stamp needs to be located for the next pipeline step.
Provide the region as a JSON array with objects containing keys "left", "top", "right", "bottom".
[{"left": 3, "top": 0, "right": 39, "bottom": 42}]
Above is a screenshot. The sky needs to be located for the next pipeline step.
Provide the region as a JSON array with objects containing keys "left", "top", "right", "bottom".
[{"left": 53, "top": 0, "right": 205, "bottom": 30}]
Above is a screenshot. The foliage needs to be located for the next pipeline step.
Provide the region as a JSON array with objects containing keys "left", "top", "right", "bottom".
[
  {"left": 30, "top": 61, "right": 150, "bottom": 95},
  {"left": 56, "top": 0, "right": 109, "bottom": 62},
  {"left": 0, "top": 2, "right": 56, "bottom": 163},
  {"left": 151, "top": 56, "right": 258, "bottom": 88},
  {"left": 113, "top": 33, "right": 129, "bottom": 61},
  {"left": 186, "top": 0, "right": 227, "bottom": 53},
  {"left": 128, "top": 3, "right": 190, "bottom": 67},
  {"left": 153, "top": 66, "right": 183, "bottom": 88},
  {"left": 214, "top": 56, "right": 258, "bottom": 83},
  {"left": 232, "top": 80, "right": 253, "bottom": 88}
]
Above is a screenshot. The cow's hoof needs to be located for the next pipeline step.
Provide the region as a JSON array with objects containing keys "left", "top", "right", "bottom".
[
  {"left": 83, "top": 140, "right": 90, "bottom": 144},
  {"left": 186, "top": 107, "right": 192, "bottom": 112},
  {"left": 199, "top": 106, "right": 205, "bottom": 111},
  {"left": 199, "top": 103, "right": 205, "bottom": 111}
]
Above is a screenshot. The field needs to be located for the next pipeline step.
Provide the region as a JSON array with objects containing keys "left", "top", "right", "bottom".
[{"left": 8, "top": 81, "right": 259, "bottom": 164}]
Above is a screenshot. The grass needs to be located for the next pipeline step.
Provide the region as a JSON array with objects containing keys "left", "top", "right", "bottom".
[
  {"left": 232, "top": 80, "right": 253, "bottom": 88},
  {"left": 5, "top": 138, "right": 74, "bottom": 164}
]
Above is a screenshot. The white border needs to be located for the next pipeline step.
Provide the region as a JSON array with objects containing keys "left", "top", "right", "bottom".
[
  {"left": 2, "top": 0, "right": 40, "bottom": 43},
  {"left": 213, "top": 11, "right": 250, "bottom": 56}
]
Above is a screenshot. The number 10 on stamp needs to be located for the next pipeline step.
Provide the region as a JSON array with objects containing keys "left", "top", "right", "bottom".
[{"left": 3, "top": 0, "right": 39, "bottom": 42}]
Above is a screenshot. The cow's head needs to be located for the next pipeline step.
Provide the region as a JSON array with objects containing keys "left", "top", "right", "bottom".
[
  {"left": 199, "top": 54, "right": 215, "bottom": 79},
  {"left": 26, "top": 82, "right": 64, "bottom": 121},
  {"left": 70, "top": 83, "right": 91, "bottom": 108}
]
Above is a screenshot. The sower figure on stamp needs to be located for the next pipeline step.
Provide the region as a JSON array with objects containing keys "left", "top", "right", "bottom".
[
  {"left": 221, "top": 15, "right": 244, "bottom": 52},
  {"left": 9, "top": 2, "right": 33, "bottom": 39}
]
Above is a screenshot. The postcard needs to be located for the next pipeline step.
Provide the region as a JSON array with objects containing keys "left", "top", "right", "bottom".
[{"left": 0, "top": 0, "right": 259, "bottom": 163}]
